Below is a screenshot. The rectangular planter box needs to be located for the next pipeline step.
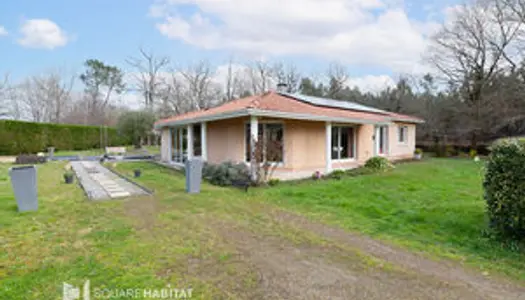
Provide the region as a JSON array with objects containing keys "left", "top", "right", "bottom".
[
  {"left": 9, "top": 165, "right": 38, "bottom": 212},
  {"left": 185, "top": 159, "right": 203, "bottom": 194}
]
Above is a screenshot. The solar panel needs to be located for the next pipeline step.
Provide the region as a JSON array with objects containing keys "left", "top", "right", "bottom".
[{"left": 279, "top": 92, "right": 388, "bottom": 114}]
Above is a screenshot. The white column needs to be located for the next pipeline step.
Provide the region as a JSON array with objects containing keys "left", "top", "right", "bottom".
[
  {"left": 201, "top": 122, "right": 207, "bottom": 161},
  {"left": 167, "top": 128, "right": 172, "bottom": 162},
  {"left": 187, "top": 124, "right": 194, "bottom": 160},
  {"left": 250, "top": 116, "right": 259, "bottom": 181},
  {"left": 178, "top": 128, "right": 183, "bottom": 162},
  {"left": 325, "top": 122, "right": 332, "bottom": 174}
]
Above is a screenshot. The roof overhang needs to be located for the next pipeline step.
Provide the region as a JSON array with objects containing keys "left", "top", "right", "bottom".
[{"left": 153, "top": 108, "right": 399, "bottom": 129}]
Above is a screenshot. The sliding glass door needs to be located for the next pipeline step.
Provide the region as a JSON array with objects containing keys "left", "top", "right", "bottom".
[
  {"left": 331, "top": 126, "right": 356, "bottom": 160},
  {"left": 171, "top": 127, "right": 187, "bottom": 163}
]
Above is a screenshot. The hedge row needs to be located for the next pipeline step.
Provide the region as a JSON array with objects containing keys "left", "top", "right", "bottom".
[
  {"left": 484, "top": 138, "right": 525, "bottom": 240},
  {"left": 0, "top": 120, "right": 131, "bottom": 155}
]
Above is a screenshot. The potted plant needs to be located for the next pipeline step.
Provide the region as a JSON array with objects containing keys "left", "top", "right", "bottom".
[
  {"left": 134, "top": 169, "right": 142, "bottom": 178},
  {"left": 64, "top": 171, "right": 74, "bottom": 184},
  {"left": 414, "top": 148, "right": 423, "bottom": 160}
]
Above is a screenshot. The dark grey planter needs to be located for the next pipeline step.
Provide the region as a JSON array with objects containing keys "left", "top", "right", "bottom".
[
  {"left": 64, "top": 173, "right": 74, "bottom": 184},
  {"left": 9, "top": 165, "right": 38, "bottom": 212},
  {"left": 185, "top": 159, "right": 203, "bottom": 194},
  {"left": 134, "top": 169, "right": 141, "bottom": 178}
]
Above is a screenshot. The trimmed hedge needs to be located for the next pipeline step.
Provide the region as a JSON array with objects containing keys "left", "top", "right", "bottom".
[
  {"left": 484, "top": 138, "right": 525, "bottom": 240},
  {"left": 0, "top": 120, "right": 130, "bottom": 155}
]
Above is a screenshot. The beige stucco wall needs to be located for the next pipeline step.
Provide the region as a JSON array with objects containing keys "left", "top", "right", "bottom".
[
  {"left": 284, "top": 120, "right": 325, "bottom": 171},
  {"left": 207, "top": 117, "right": 247, "bottom": 164},
  {"left": 356, "top": 124, "right": 375, "bottom": 163},
  {"left": 159, "top": 117, "right": 418, "bottom": 179},
  {"left": 160, "top": 128, "right": 171, "bottom": 162},
  {"left": 388, "top": 122, "right": 416, "bottom": 160}
]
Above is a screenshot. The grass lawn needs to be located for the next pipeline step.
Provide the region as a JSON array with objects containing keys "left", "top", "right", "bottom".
[
  {"left": 1, "top": 161, "right": 351, "bottom": 299},
  {"left": 0, "top": 158, "right": 524, "bottom": 299},
  {"left": 261, "top": 158, "right": 525, "bottom": 280}
]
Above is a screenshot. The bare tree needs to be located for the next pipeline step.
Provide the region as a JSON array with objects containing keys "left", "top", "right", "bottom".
[
  {"left": 428, "top": 0, "right": 522, "bottom": 146},
  {"left": 272, "top": 62, "right": 302, "bottom": 93},
  {"left": 223, "top": 58, "right": 242, "bottom": 102},
  {"left": 248, "top": 60, "right": 273, "bottom": 94},
  {"left": 126, "top": 48, "right": 169, "bottom": 110},
  {"left": 35, "top": 72, "right": 74, "bottom": 123},
  {"left": 326, "top": 62, "right": 349, "bottom": 99},
  {"left": 0, "top": 73, "right": 11, "bottom": 117},
  {"left": 13, "top": 72, "right": 74, "bottom": 123},
  {"left": 179, "top": 61, "right": 219, "bottom": 110}
]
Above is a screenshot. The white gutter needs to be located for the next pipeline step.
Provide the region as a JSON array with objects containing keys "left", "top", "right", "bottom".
[{"left": 154, "top": 108, "right": 417, "bottom": 129}]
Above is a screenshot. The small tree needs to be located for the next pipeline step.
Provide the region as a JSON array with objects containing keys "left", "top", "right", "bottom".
[
  {"left": 484, "top": 138, "right": 525, "bottom": 240},
  {"left": 250, "top": 136, "right": 283, "bottom": 185},
  {"left": 117, "top": 111, "right": 155, "bottom": 148}
]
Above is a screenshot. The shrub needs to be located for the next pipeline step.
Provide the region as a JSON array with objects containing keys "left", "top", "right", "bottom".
[
  {"left": 469, "top": 149, "right": 478, "bottom": 158},
  {"left": 346, "top": 167, "right": 376, "bottom": 177},
  {"left": 15, "top": 154, "right": 47, "bottom": 164},
  {"left": 483, "top": 139, "right": 525, "bottom": 240},
  {"left": 202, "top": 161, "right": 250, "bottom": 186},
  {"left": 268, "top": 178, "right": 280, "bottom": 186},
  {"left": 328, "top": 170, "right": 345, "bottom": 180},
  {"left": 414, "top": 148, "right": 423, "bottom": 155},
  {"left": 364, "top": 157, "right": 393, "bottom": 171},
  {"left": 312, "top": 171, "right": 322, "bottom": 180}
]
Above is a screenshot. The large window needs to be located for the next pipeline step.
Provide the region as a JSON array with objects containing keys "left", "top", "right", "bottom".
[
  {"left": 331, "top": 126, "right": 356, "bottom": 160},
  {"left": 398, "top": 126, "right": 408, "bottom": 143},
  {"left": 193, "top": 124, "right": 202, "bottom": 156},
  {"left": 171, "top": 127, "right": 187, "bottom": 163},
  {"left": 245, "top": 123, "right": 284, "bottom": 163}
]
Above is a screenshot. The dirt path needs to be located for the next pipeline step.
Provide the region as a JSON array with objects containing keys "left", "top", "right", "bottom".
[
  {"left": 123, "top": 196, "right": 525, "bottom": 299},
  {"left": 212, "top": 210, "right": 525, "bottom": 300},
  {"left": 270, "top": 210, "right": 525, "bottom": 300}
]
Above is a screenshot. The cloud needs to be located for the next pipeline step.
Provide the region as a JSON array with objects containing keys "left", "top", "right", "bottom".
[
  {"left": 347, "top": 75, "right": 396, "bottom": 93},
  {"left": 151, "top": 0, "right": 444, "bottom": 73},
  {"left": 0, "top": 26, "right": 8, "bottom": 36},
  {"left": 17, "top": 19, "right": 69, "bottom": 49}
]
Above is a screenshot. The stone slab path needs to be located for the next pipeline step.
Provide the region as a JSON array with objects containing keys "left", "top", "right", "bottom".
[{"left": 71, "top": 161, "right": 149, "bottom": 200}]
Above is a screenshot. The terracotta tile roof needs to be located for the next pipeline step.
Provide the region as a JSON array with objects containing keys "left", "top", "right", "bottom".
[{"left": 155, "top": 91, "right": 423, "bottom": 126}]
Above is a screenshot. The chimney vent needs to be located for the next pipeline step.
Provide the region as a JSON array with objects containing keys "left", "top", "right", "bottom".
[{"left": 276, "top": 83, "right": 288, "bottom": 93}]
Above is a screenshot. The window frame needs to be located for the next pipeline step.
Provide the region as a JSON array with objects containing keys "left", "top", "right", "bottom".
[
  {"left": 398, "top": 126, "right": 408, "bottom": 144},
  {"left": 244, "top": 121, "right": 285, "bottom": 165},
  {"left": 331, "top": 125, "right": 357, "bottom": 162},
  {"left": 375, "top": 125, "right": 389, "bottom": 156}
]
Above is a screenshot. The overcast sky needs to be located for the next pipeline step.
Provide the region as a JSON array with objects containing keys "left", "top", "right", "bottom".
[{"left": 0, "top": 0, "right": 461, "bottom": 95}]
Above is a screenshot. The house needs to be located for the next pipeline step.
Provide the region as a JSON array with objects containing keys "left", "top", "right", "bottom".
[{"left": 154, "top": 90, "right": 423, "bottom": 180}]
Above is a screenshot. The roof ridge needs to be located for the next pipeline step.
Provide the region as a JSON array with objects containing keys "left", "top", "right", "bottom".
[{"left": 246, "top": 91, "right": 272, "bottom": 109}]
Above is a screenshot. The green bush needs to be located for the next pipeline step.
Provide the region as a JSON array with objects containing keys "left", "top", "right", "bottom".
[
  {"left": 346, "top": 167, "right": 377, "bottom": 177},
  {"left": 328, "top": 170, "right": 345, "bottom": 180},
  {"left": 364, "top": 157, "right": 393, "bottom": 171},
  {"left": 0, "top": 120, "right": 130, "bottom": 155},
  {"left": 483, "top": 139, "right": 525, "bottom": 240},
  {"left": 202, "top": 161, "right": 250, "bottom": 186},
  {"left": 268, "top": 178, "right": 280, "bottom": 186},
  {"left": 469, "top": 149, "right": 478, "bottom": 158}
]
